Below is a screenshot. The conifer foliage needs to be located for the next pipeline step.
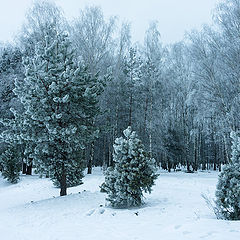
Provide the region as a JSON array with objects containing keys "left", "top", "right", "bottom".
[
  {"left": 0, "top": 145, "right": 21, "bottom": 184},
  {"left": 101, "top": 126, "right": 158, "bottom": 208},
  {"left": 11, "top": 32, "right": 101, "bottom": 196},
  {"left": 215, "top": 131, "right": 240, "bottom": 220}
]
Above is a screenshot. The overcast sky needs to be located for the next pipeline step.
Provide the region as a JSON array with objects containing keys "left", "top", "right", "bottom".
[{"left": 0, "top": 0, "right": 220, "bottom": 44}]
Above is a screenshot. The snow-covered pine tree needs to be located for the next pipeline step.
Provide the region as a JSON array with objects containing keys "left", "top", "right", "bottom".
[
  {"left": 0, "top": 144, "right": 21, "bottom": 183},
  {"left": 0, "top": 45, "right": 24, "bottom": 162},
  {"left": 0, "top": 46, "right": 24, "bottom": 180},
  {"left": 101, "top": 126, "right": 158, "bottom": 208},
  {"left": 11, "top": 32, "right": 101, "bottom": 196},
  {"left": 215, "top": 131, "right": 240, "bottom": 220}
]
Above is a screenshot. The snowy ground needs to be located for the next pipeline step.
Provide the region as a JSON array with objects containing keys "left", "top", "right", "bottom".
[{"left": 0, "top": 168, "right": 240, "bottom": 240}]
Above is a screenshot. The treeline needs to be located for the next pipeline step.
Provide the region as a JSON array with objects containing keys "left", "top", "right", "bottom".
[{"left": 0, "top": 0, "right": 239, "bottom": 186}]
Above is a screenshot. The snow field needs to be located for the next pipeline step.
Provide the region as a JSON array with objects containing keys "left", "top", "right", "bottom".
[{"left": 0, "top": 168, "right": 240, "bottom": 240}]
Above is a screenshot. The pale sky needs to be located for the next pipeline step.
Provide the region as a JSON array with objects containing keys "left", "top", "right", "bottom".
[{"left": 0, "top": 0, "right": 220, "bottom": 44}]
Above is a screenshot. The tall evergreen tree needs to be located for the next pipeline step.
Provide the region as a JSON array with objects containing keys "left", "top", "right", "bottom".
[
  {"left": 0, "top": 45, "right": 24, "bottom": 175},
  {"left": 10, "top": 32, "right": 101, "bottom": 196}
]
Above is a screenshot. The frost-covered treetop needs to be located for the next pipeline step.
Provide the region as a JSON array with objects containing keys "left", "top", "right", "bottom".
[{"left": 123, "top": 126, "right": 137, "bottom": 139}]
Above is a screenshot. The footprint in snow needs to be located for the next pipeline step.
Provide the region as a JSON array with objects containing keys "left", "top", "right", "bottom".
[
  {"left": 200, "top": 231, "right": 216, "bottom": 239},
  {"left": 86, "top": 208, "right": 105, "bottom": 216},
  {"left": 98, "top": 208, "right": 105, "bottom": 214},
  {"left": 174, "top": 225, "right": 181, "bottom": 229},
  {"left": 86, "top": 209, "right": 95, "bottom": 216}
]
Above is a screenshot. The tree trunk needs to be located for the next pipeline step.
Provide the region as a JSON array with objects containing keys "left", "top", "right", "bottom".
[
  {"left": 108, "top": 143, "right": 112, "bottom": 167},
  {"left": 218, "top": 162, "right": 221, "bottom": 172},
  {"left": 143, "top": 96, "right": 148, "bottom": 137},
  {"left": 26, "top": 164, "right": 32, "bottom": 175},
  {"left": 223, "top": 134, "right": 230, "bottom": 163},
  {"left": 149, "top": 88, "right": 153, "bottom": 158},
  {"left": 103, "top": 136, "right": 107, "bottom": 170},
  {"left": 87, "top": 141, "right": 95, "bottom": 174},
  {"left": 193, "top": 135, "right": 198, "bottom": 171},
  {"left": 26, "top": 158, "right": 32, "bottom": 175},
  {"left": 167, "top": 158, "right": 171, "bottom": 172},
  {"left": 22, "top": 162, "right": 27, "bottom": 174},
  {"left": 198, "top": 130, "right": 202, "bottom": 168},
  {"left": 60, "top": 166, "right": 67, "bottom": 196},
  {"left": 202, "top": 163, "right": 206, "bottom": 171},
  {"left": 187, "top": 162, "right": 190, "bottom": 172},
  {"left": 129, "top": 93, "right": 133, "bottom": 127}
]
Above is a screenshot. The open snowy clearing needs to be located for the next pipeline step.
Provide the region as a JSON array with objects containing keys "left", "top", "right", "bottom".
[{"left": 0, "top": 168, "right": 240, "bottom": 240}]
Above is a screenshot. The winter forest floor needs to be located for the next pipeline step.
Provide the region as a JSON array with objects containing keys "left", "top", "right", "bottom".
[{"left": 0, "top": 168, "right": 240, "bottom": 240}]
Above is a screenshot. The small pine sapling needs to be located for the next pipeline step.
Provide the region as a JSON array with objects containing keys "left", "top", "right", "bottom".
[{"left": 101, "top": 126, "right": 158, "bottom": 208}]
